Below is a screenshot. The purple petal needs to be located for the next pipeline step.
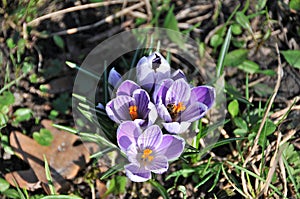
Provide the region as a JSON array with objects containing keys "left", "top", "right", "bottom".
[
  {"left": 190, "top": 86, "right": 215, "bottom": 109},
  {"left": 125, "top": 164, "right": 151, "bottom": 182},
  {"left": 126, "top": 144, "right": 140, "bottom": 166},
  {"left": 108, "top": 67, "right": 122, "bottom": 88},
  {"left": 116, "top": 80, "right": 140, "bottom": 96},
  {"left": 117, "top": 121, "right": 142, "bottom": 151},
  {"left": 137, "top": 125, "right": 162, "bottom": 150},
  {"left": 156, "top": 103, "right": 172, "bottom": 122},
  {"left": 106, "top": 95, "right": 135, "bottom": 123},
  {"left": 151, "top": 52, "right": 171, "bottom": 80},
  {"left": 153, "top": 79, "right": 173, "bottom": 104},
  {"left": 156, "top": 135, "right": 185, "bottom": 160},
  {"left": 96, "top": 103, "right": 104, "bottom": 110},
  {"left": 147, "top": 102, "right": 158, "bottom": 126},
  {"left": 133, "top": 119, "right": 147, "bottom": 127},
  {"left": 145, "top": 155, "right": 168, "bottom": 174},
  {"left": 132, "top": 89, "right": 150, "bottom": 119},
  {"left": 106, "top": 95, "right": 134, "bottom": 123},
  {"left": 136, "top": 56, "right": 155, "bottom": 91},
  {"left": 180, "top": 102, "right": 208, "bottom": 122},
  {"left": 163, "top": 122, "right": 191, "bottom": 134},
  {"left": 166, "top": 78, "right": 191, "bottom": 105},
  {"left": 172, "top": 69, "right": 187, "bottom": 81}
]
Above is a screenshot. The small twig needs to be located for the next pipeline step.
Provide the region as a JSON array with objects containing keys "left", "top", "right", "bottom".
[
  {"left": 279, "top": 155, "right": 288, "bottom": 197},
  {"left": 176, "top": 4, "right": 213, "bottom": 20},
  {"left": 128, "top": 11, "right": 148, "bottom": 19},
  {"left": 50, "top": 2, "right": 145, "bottom": 36},
  {"left": 33, "top": 44, "right": 43, "bottom": 69},
  {"left": 144, "top": 0, "right": 152, "bottom": 22},
  {"left": 204, "top": 24, "right": 224, "bottom": 44},
  {"left": 261, "top": 131, "right": 282, "bottom": 196},
  {"left": 270, "top": 96, "right": 300, "bottom": 121},
  {"left": 241, "top": 76, "right": 269, "bottom": 89},
  {"left": 27, "top": 0, "right": 140, "bottom": 26},
  {"left": 241, "top": 43, "right": 283, "bottom": 197},
  {"left": 186, "top": 13, "right": 211, "bottom": 24}
]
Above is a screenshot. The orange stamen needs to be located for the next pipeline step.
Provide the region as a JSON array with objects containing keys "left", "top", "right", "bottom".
[
  {"left": 141, "top": 148, "right": 154, "bottom": 161},
  {"left": 173, "top": 102, "right": 186, "bottom": 113},
  {"left": 129, "top": 105, "right": 138, "bottom": 120}
]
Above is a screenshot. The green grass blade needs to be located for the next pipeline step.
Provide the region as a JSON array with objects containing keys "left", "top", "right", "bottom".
[
  {"left": 148, "top": 179, "right": 169, "bottom": 199},
  {"left": 282, "top": 154, "right": 300, "bottom": 198},
  {"left": 216, "top": 26, "right": 232, "bottom": 78},
  {"left": 43, "top": 155, "right": 56, "bottom": 195},
  {"left": 100, "top": 164, "right": 124, "bottom": 180},
  {"left": 227, "top": 161, "right": 284, "bottom": 197}
]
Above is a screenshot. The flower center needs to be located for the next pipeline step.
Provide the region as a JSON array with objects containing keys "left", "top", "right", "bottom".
[
  {"left": 129, "top": 105, "right": 138, "bottom": 120},
  {"left": 141, "top": 148, "right": 154, "bottom": 162},
  {"left": 167, "top": 102, "right": 186, "bottom": 121}
]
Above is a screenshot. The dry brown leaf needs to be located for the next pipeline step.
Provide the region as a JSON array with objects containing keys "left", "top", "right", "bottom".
[
  {"left": 96, "top": 179, "right": 108, "bottom": 199},
  {"left": 5, "top": 119, "right": 98, "bottom": 194}
]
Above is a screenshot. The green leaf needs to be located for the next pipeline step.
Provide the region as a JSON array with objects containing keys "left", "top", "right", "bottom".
[
  {"left": 49, "top": 110, "right": 59, "bottom": 120},
  {"left": 289, "top": 0, "right": 300, "bottom": 10},
  {"left": 224, "top": 49, "right": 248, "bottom": 67},
  {"left": 233, "top": 128, "right": 248, "bottom": 136},
  {"left": 29, "top": 73, "right": 38, "bottom": 83},
  {"left": 237, "top": 60, "right": 260, "bottom": 74},
  {"left": 17, "top": 39, "right": 26, "bottom": 54},
  {"left": 233, "top": 117, "right": 248, "bottom": 130},
  {"left": 163, "top": 5, "right": 185, "bottom": 48},
  {"left": 0, "top": 177, "right": 10, "bottom": 192},
  {"left": 228, "top": 100, "right": 239, "bottom": 118},
  {"left": 253, "top": 83, "right": 273, "bottom": 97},
  {"left": 148, "top": 180, "right": 169, "bottom": 199},
  {"left": 6, "top": 38, "right": 15, "bottom": 49},
  {"left": 1, "top": 135, "right": 14, "bottom": 154},
  {"left": 231, "top": 23, "right": 242, "bottom": 35},
  {"left": 2, "top": 188, "right": 19, "bottom": 199},
  {"left": 210, "top": 34, "right": 224, "bottom": 48},
  {"left": 235, "top": 11, "right": 252, "bottom": 33},
  {"left": 257, "top": 69, "right": 276, "bottom": 76},
  {"left": 33, "top": 128, "right": 54, "bottom": 146},
  {"left": 177, "top": 185, "right": 187, "bottom": 199},
  {"left": 281, "top": 50, "right": 300, "bottom": 69},
  {"left": 0, "top": 112, "right": 8, "bottom": 128},
  {"left": 13, "top": 108, "right": 32, "bottom": 123},
  {"left": 0, "top": 91, "right": 15, "bottom": 108},
  {"left": 22, "top": 61, "right": 34, "bottom": 73},
  {"left": 104, "top": 176, "right": 127, "bottom": 197},
  {"left": 53, "top": 35, "right": 65, "bottom": 49}
]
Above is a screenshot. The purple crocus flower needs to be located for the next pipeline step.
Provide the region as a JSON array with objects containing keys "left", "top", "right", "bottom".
[
  {"left": 105, "top": 80, "right": 157, "bottom": 127},
  {"left": 108, "top": 67, "right": 122, "bottom": 88},
  {"left": 117, "top": 121, "right": 185, "bottom": 182},
  {"left": 136, "top": 52, "right": 171, "bottom": 91},
  {"left": 153, "top": 78, "right": 215, "bottom": 134}
]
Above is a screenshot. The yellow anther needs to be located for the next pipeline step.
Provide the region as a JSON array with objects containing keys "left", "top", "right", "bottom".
[
  {"left": 174, "top": 102, "right": 186, "bottom": 113},
  {"left": 129, "top": 105, "right": 138, "bottom": 120},
  {"left": 141, "top": 148, "right": 154, "bottom": 161}
]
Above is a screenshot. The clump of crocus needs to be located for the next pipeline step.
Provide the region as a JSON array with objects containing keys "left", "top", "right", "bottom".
[
  {"left": 117, "top": 121, "right": 185, "bottom": 182},
  {"left": 153, "top": 78, "right": 215, "bottom": 134},
  {"left": 106, "top": 80, "right": 157, "bottom": 127},
  {"left": 101, "top": 51, "right": 216, "bottom": 182}
]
